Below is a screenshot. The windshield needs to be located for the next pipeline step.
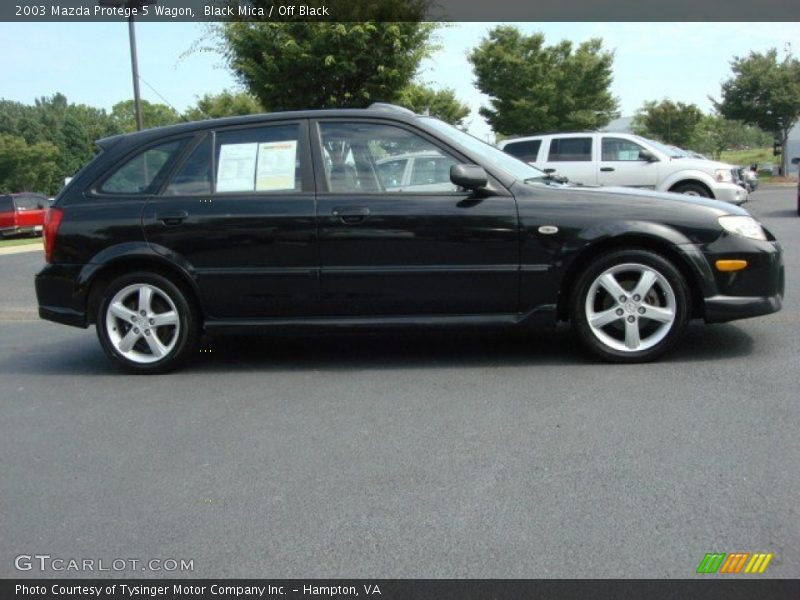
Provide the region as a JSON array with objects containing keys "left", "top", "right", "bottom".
[
  {"left": 635, "top": 136, "right": 685, "bottom": 159},
  {"left": 420, "top": 118, "right": 549, "bottom": 183}
]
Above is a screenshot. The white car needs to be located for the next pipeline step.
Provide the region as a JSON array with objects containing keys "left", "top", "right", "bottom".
[{"left": 498, "top": 132, "right": 747, "bottom": 205}]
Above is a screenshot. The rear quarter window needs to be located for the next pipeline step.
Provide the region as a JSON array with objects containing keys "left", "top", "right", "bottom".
[{"left": 98, "top": 140, "right": 185, "bottom": 195}]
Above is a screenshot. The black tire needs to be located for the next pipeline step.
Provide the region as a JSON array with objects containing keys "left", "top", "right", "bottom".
[
  {"left": 671, "top": 182, "right": 711, "bottom": 198},
  {"left": 570, "top": 248, "right": 690, "bottom": 363},
  {"left": 96, "top": 271, "right": 200, "bottom": 374}
]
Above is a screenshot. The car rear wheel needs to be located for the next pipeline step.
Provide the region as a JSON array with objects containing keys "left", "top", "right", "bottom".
[
  {"left": 96, "top": 272, "right": 200, "bottom": 374},
  {"left": 571, "top": 249, "right": 690, "bottom": 362}
]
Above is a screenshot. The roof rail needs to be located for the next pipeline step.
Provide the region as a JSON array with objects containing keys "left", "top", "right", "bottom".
[{"left": 368, "top": 103, "right": 417, "bottom": 116}]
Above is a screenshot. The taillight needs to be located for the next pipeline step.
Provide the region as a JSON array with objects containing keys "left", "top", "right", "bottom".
[{"left": 43, "top": 207, "right": 63, "bottom": 264}]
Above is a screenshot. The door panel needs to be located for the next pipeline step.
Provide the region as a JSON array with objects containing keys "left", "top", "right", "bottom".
[
  {"left": 598, "top": 136, "right": 659, "bottom": 188},
  {"left": 143, "top": 123, "right": 319, "bottom": 319},
  {"left": 538, "top": 136, "right": 598, "bottom": 185},
  {"left": 313, "top": 120, "right": 519, "bottom": 316}
]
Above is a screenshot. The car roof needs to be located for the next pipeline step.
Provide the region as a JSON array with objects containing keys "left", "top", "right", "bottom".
[
  {"left": 96, "top": 104, "right": 424, "bottom": 150},
  {"left": 501, "top": 131, "right": 636, "bottom": 145}
]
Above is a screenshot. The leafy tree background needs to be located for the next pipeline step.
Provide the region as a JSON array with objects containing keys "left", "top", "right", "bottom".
[
  {"left": 468, "top": 26, "right": 619, "bottom": 136},
  {"left": 631, "top": 100, "right": 704, "bottom": 148},
  {"left": 714, "top": 49, "right": 800, "bottom": 175},
  {"left": 215, "top": 21, "right": 437, "bottom": 110},
  {"left": 395, "top": 83, "right": 470, "bottom": 127}
]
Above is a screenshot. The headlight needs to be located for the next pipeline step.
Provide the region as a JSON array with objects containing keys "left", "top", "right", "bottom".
[
  {"left": 715, "top": 169, "right": 733, "bottom": 183},
  {"left": 718, "top": 215, "right": 767, "bottom": 241}
]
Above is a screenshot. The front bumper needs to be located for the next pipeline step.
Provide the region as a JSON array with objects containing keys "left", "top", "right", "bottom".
[
  {"left": 713, "top": 182, "right": 748, "bottom": 205},
  {"left": 694, "top": 235, "right": 784, "bottom": 323}
]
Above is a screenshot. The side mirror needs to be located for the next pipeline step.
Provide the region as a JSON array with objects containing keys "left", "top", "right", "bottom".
[
  {"left": 791, "top": 157, "right": 800, "bottom": 165},
  {"left": 639, "top": 149, "right": 658, "bottom": 162},
  {"left": 450, "top": 164, "right": 488, "bottom": 190}
]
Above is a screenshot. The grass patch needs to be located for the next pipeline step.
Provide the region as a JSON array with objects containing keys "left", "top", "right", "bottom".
[
  {"left": 0, "top": 236, "right": 43, "bottom": 248},
  {"left": 719, "top": 147, "right": 775, "bottom": 167}
]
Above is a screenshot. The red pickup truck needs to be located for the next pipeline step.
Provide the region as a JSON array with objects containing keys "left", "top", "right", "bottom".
[{"left": 0, "top": 193, "right": 49, "bottom": 237}]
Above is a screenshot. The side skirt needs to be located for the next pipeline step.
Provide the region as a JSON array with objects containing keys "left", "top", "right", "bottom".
[{"left": 203, "top": 306, "right": 557, "bottom": 336}]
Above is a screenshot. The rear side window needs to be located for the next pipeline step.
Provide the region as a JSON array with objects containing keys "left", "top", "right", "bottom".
[
  {"left": 548, "top": 137, "right": 593, "bottom": 162},
  {"left": 214, "top": 124, "right": 301, "bottom": 193},
  {"left": 503, "top": 140, "right": 541, "bottom": 162},
  {"left": 164, "top": 137, "right": 212, "bottom": 196},
  {"left": 100, "top": 140, "right": 184, "bottom": 195}
]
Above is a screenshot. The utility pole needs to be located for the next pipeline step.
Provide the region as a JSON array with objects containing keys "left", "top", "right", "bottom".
[{"left": 98, "top": 0, "right": 157, "bottom": 131}]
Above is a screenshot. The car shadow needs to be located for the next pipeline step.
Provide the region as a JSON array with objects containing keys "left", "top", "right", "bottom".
[{"left": 0, "top": 322, "right": 754, "bottom": 376}]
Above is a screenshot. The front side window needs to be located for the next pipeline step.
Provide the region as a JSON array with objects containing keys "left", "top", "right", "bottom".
[
  {"left": 319, "top": 122, "right": 460, "bottom": 193},
  {"left": 214, "top": 124, "right": 301, "bottom": 193},
  {"left": 503, "top": 140, "right": 541, "bottom": 163},
  {"left": 548, "top": 137, "right": 593, "bottom": 162},
  {"left": 602, "top": 138, "right": 648, "bottom": 161},
  {"left": 100, "top": 140, "right": 183, "bottom": 194}
]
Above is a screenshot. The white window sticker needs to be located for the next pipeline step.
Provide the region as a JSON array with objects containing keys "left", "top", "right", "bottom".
[
  {"left": 216, "top": 143, "right": 258, "bottom": 192},
  {"left": 255, "top": 140, "right": 297, "bottom": 191}
]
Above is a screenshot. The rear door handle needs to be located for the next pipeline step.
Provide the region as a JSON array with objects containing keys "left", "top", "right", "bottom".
[
  {"left": 600, "top": 167, "right": 615, "bottom": 172},
  {"left": 332, "top": 206, "right": 370, "bottom": 224},
  {"left": 156, "top": 210, "right": 189, "bottom": 225}
]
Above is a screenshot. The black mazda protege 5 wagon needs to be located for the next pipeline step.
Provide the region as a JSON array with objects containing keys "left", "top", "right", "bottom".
[{"left": 35, "top": 104, "right": 784, "bottom": 373}]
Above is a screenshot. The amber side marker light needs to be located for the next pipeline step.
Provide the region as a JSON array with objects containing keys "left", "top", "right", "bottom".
[{"left": 715, "top": 259, "right": 748, "bottom": 272}]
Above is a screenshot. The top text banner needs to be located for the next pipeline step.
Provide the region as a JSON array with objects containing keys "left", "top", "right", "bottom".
[{"left": 3, "top": 0, "right": 800, "bottom": 22}]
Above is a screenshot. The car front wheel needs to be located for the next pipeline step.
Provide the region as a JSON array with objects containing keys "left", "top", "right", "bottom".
[
  {"left": 571, "top": 249, "right": 690, "bottom": 363},
  {"left": 96, "top": 272, "right": 200, "bottom": 374}
]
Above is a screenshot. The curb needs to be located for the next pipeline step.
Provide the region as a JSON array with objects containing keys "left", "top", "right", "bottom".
[{"left": 0, "top": 243, "right": 43, "bottom": 256}]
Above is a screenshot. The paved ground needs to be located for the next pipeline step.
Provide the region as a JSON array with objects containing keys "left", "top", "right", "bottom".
[{"left": 1, "top": 186, "right": 798, "bottom": 579}]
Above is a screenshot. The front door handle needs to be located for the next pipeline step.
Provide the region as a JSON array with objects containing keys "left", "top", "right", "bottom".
[
  {"left": 600, "top": 167, "right": 615, "bottom": 172},
  {"left": 156, "top": 210, "right": 189, "bottom": 226},
  {"left": 332, "top": 206, "right": 370, "bottom": 224},
  {"left": 543, "top": 168, "right": 556, "bottom": 174}
]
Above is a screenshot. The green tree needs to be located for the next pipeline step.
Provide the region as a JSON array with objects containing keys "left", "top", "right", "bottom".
[
  {"left": 396, "top": 83, "right": 470, "bottom": 126},
  {"left": 631, "top": 100, "right": 704, "bottom": 148},
  {"left": 0, "top": 134, "right": 59, "bottom": 193},
  {"left": 110, "top": 99, "right": 182, "bottom": 133},
  {"left": 714, "top": 48, "right": 800, "bottom": 175},
  {"left": 215, "top": 21, "right": 437, "bottom": 110},
  {"left": 0, "top": 94, "right": 119, "bottom": 193},
  {"left": 468, "top": 26, "right": 618, "bottom": 136},
  {"left": 692, "top": 115, "right": 773, "bottom": 159},
  {"left": 184, "top": 90, "right": 263, "bottom": 121}
]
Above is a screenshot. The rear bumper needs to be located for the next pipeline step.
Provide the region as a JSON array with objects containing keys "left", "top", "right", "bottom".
[{"left": 35, "top": 264, "right": 89, "bottom": 328}]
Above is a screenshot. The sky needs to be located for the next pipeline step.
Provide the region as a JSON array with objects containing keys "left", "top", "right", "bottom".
[{"left": 0, "top": 22, "right": 798, "bottom": 141}]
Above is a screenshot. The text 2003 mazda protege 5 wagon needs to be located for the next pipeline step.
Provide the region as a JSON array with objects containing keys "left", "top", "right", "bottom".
[{"left": 36, "top": 104, "right": 784, "bottom": 373}]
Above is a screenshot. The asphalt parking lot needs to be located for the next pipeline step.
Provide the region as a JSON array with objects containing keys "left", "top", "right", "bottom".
[{"left": 1, "top": 185, "right": 798, "bottom": 579}]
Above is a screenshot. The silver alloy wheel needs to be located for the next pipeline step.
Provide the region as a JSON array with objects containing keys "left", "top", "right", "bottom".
[
  {"left": 105, "top": 283, "right": 180, "bottom": 364},
  {"left": 585, "top": 263, "right": 677, "bottom": 353}
]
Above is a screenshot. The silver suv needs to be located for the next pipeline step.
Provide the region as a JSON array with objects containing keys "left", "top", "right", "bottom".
[{"left": 498, "top": 132, "right": 747, "bottom": 205}]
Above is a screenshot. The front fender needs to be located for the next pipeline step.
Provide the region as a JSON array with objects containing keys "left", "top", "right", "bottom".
[{"left": 658, "top": 169, "right": 717, "bottom": 194}]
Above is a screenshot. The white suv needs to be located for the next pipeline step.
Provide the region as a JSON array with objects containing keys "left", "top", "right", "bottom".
[{"left": 498, "top": 132, "right": 747, "bottom": 205}]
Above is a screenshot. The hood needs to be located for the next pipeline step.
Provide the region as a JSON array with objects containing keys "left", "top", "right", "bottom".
[
  {"left": 672, "top": 157, "right": 738, "bottom": 171},
  {"left": 561, "top": 183, "right": 750, "bottom": 216}
]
